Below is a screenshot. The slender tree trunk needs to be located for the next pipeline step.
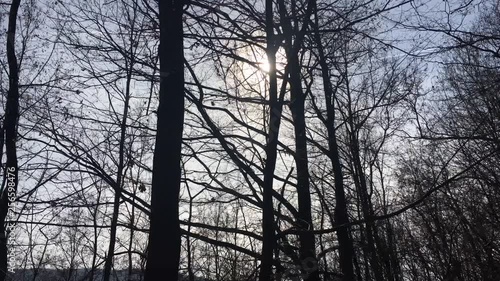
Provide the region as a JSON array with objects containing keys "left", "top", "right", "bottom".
[
  {"left": 186, "top": 181, "right": 195, "bottom": 281},
  {"left": 311, "top": 2, "right": 355, "bottom": 279},
  {"left": 327, "top": 98, "right": 355, "bottom": 281},
  {"left": 103, "top": 61, "right": 133, "bottom": 281},
  {"left": 259, "top": 0, "right": 280, "bottom": 280},
  {"left": 377, "top": 166, "right": 401, "bottom": 281},
  {"left": 144, "top": 0, "right": 185, "bottom": 280},
  {"left": 89, "top": 188, "right": 101, "bottom": 281},
  {"left": 0, "top": 1, "right": 21, "bottom": 280},
  {"left": 128, "top": 187, "right": 136, "bottom": 281},
  {"left": 347, "top": 120, "right": 384, "bottom": 281},
  {"left": 232, "top": 205, "right": 239, "bottom": 281},
  {"left": 32, "top": 234, "right": 49, "bottom": 281}
]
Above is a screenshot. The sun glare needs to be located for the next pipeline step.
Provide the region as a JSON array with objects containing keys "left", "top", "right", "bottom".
[{"left": 258, "top": 58, "right": 270, "bottom": 72}]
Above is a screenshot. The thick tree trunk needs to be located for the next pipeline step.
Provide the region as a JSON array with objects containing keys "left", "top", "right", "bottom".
[
  {"left": 259, "top": 0, "right": 280, "bottom": 280},
  {"left": 287, "top": 39, "right": 319, "bottom": 281},
  {"left": 0, "top": 1, "right": 21, "bottom": 280},
  {"left": 289, "top": 63, "right": 319, "bottom": 281},
  {"left": 144, "top": 0, "right": 185, "bottom": 280},
  {"left": 277, "top": 1, "right": 319, "bottom": 279}
]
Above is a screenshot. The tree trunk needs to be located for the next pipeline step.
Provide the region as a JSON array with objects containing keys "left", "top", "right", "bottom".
[
  {"left": 277, "top": 1, "right": 319, "bottom": 279},
  {"left": 144, "top": 0, "right": 185, "bottom": 280},
  {"left": 311, "top": 1, "right": 355, "bottom": 279},
  {"left": 289, "top": 61, "right": 319, "bottom": 281},
  {"left": 259, "top": 0, "right": 280, "bottom": 280},
  {"left": 0, "top": 1, "right": 21, "bottom": 280},
  {"left": 348, "top": 122, "right": 384, "bottom": 281},
  {"left": 90, "top": 188, "right": 101, "bottom": 281},
  {"left": 103, "top": 65, "right": 132, "bottom": 281}
]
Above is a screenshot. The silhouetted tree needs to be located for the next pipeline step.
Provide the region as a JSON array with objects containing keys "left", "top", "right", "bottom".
[
  {"left": 145, "top": 0, "right": 185, "bottom": 280},
  {"left": 0, "top": 1, "right": 21, "bottom": 280}
]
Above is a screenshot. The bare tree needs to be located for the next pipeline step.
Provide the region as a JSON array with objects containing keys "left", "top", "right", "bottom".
[
  {"left": 145, "top": 0, "right": 185, "bottom": 280},
  {"left": 0, "top": 1, "right": 21, "bottom": 280}
]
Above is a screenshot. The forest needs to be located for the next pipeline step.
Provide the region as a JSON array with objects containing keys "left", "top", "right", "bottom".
[{"left": 0, "top": 0, "right": 498, "bottom": 280}]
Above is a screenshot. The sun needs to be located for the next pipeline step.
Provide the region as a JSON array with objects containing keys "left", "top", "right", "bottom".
[{"left": 257, "top": 58, "right": 270, "bottom": 72}]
